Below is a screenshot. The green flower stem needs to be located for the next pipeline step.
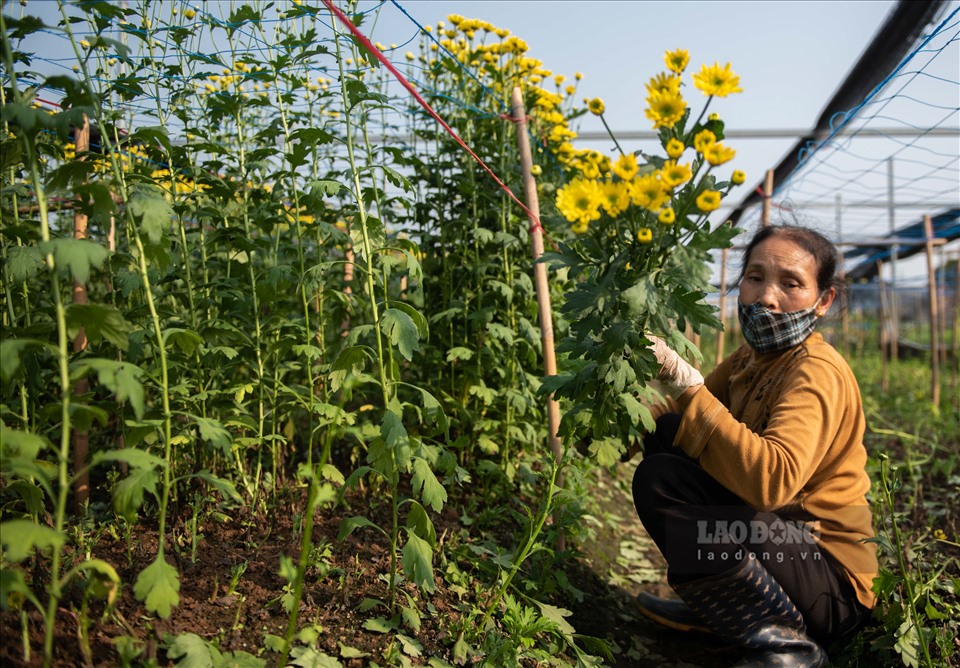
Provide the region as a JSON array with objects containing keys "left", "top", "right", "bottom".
[
  {"left": 597, "top": 112, "right": 626, "bottom": 156},
  {"left": 258, "top": 41, "right": 319, "bottom": 470},
  {"left": 280, "top": 463, "right": 323, "bottom": 658},
  {"left": 26, "top": 122, "right": 73, "bottom": 668},
  {"left": 688, "top": 96, "right": 714, "bottom": 135},
  {"left": 57, "top": 12, "right": 183, "bottom": 615},
  {"left": 0, "top": 83, "right": 32, "bottom": 429},
  {"left": 230, "top": 105, "right": 267, "bottom": 504},
  {"left": 1, "top": 14, "right": 80, "bottom": 663},
  {"left": 879, "top": 455, "right": 934, "bottom": 668},
  {"left": 141, "top": 26, "right": 209, "bottom": 433},
  {"left": 480, "top": 452, "right": 563, "bottom": 631},
  {"left": 331, "top": 12, "right": 402, "bottom": 613}
]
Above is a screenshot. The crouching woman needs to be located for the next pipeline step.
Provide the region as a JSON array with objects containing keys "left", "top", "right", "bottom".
[{"left": 634, "top": 225, "right": 877, "bottom": 667}]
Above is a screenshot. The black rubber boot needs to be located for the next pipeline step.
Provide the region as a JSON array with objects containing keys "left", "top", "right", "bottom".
[
  {"left": 671, "top": 557, "right": 828, "bottom": 668},
  {"left": 635, "top": 591, "right": 712, "bottom": 634}
]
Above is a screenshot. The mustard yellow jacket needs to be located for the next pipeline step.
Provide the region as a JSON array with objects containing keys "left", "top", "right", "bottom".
[{"left": 675, "top": 332, "right": 878, "bottom": 609}]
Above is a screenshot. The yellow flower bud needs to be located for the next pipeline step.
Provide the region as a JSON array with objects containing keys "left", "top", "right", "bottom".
[
  {"left": 665, "top": 139, "right": 685, "bottom": 160},
  {"left": 587, "top": 98, "right": 605, "bottom": 116}
]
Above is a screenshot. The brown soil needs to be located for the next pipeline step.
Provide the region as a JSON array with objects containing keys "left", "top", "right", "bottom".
[{"left": 0, "top": 462, "right": 753, "bottom": 667}]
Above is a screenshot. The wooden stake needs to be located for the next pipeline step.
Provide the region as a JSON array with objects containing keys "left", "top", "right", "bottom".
[
  {"left": 923, "top": 215, "right": 940, "bottom": 405},
  {"left": 340, "top": 244, "right": 355, "bottom": 337},
  {"left": 511, "top": 87, "right": 564, "bottom": 547},
  {"left": 761, "top": 169, "right": 774, "bottom": 227},
  {"left": 73, "top": 116, "right": 91, "bottom": 514},
  {"left": 878, "top": 261, "right": 889, "bottom": 392},
  {"left": 951, "top": 251, "right": 960, "bottom": 412},
  {"left": 716, "top": 248, "right": 729, "bottom": 366}
]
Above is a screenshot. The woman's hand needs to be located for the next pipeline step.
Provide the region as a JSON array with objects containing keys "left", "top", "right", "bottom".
[{"left": 647, "top": 335, "right": 704, "bottom": 399}]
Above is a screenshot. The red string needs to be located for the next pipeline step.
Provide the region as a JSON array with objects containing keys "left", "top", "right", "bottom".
[{"left": 321, "top": 0, "right": 556, "bottom": 247}]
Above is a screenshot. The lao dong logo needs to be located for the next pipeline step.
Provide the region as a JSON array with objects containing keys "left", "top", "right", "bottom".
[{"left": 696, "top": 518, "right": 821, "bottom": 546}]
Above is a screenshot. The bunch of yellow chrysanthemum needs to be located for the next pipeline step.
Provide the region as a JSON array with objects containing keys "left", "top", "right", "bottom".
[
  {"left": 414, "top": 14, "right": 586, "bottom": 178},
  {"left": 555, "top": 49, "right": 745, "bottom": 246}
]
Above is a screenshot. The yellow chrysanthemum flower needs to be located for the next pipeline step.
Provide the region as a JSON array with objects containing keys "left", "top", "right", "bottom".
[
  {"left": 708, "top": 112, "right": 721, "bottom": 122},
  {"left": 645, "top": 88, "right": 686, "bottom": 129},
  {"left": 579, "top": 159, "right": 602, "bottom": 180},
  {"left": 704, "top": 142, "right": 736, "bottom": 166},
  {"left": 612, "top": 153, "right": 639, "bottom": 181},
  {"left": 556, "top": 178, "right": 602, "bottom": 225},
  {"left": 184, "top": 8, "right": 197, "bottom": 19},
  {"left": 692, "top": 62, "right": 743, "bottom": 97},
  {"left": 600, "top": 180, "right": 631, "bottom": 217},
  {"left": 636, "top": 228, "right": 653, "bottom": 244},
  {"left": 660, "top": 161, "right": 692, "bottom": 189},
  {"left": 665, "top": 138, "right": 686, "bottom": 159},
  {"left": 630, "top": 173, "right": 670, "bottom": 212},
  {"left": 696, "top": 190, "right": 722, "bottom": 212},
  {"left": 588, "top": 97, "right": 605, "bottom": 116},
  {"left": 659, "top": 208, "right": 676, "bottom": 225},
  {"left": 693, "top": 129, "right": 717, "bottom": 154},
  {"left": 645, "top": 72, "right": 681, "bottom": 96},
  {"left": 731, "top": 170, "right": 746, "bottom": 185},
  {"left": 664, "top": 48, "right": 690, "bottom": 74}
]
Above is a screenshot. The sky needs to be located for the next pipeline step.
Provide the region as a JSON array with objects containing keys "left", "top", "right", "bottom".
[
  {"left": 12, "top": 0, "right": 960, "bottom": 283},
  {"left": 372, "top": 1, "right": 898, "bottom": 209},
  {"left": 365, "top": 0, "right": 959, "bottom": 283}
]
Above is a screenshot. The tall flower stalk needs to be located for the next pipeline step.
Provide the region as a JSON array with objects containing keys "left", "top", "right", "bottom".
[
  {"left": 544, "top": 50, "right": 745, "bottom": 456},
  {"left": 0, "top": 19, "right": 75, "bottom": 663}
]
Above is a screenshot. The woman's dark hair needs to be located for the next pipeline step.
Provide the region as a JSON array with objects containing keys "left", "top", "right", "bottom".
[{"left": 735, "top": 224, "right": 848, "bottom": 310}]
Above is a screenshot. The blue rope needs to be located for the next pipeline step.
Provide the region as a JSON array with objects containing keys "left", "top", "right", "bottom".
[
  {"left": 784, "top": 6, "right": 960, "bottom": 195},
  {"left": 388, "top": 0, "right": 506, "bottom": 114}
]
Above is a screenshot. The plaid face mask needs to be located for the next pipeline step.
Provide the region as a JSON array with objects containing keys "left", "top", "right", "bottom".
[{"left": 738, "top": 299, "right": 821, "bottom": 354}]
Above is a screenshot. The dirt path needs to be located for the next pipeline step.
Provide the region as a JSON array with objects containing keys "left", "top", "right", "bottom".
[{"left": 565, "top": 460, "right": 734, "bottom": 667}]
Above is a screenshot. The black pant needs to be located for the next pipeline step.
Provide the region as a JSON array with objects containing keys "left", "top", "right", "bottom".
[{"left": 633, "top": 414, "right": 868, "bottom": 643}]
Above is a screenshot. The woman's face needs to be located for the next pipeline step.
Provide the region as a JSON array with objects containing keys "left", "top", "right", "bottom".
[{"left": 739, "top": 236, "right": 835, "bottom": 314}]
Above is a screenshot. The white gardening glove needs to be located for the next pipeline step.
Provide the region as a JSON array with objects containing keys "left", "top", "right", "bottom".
[{"left": 647, "top": 335, "right": 704, "bottom": 399}]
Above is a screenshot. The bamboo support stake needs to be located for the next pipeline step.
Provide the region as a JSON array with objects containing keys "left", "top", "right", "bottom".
[
  {"left": 761, "top": 169, "right": 774, "bottom": 227},
  {"left": 878, "top": 261, "right": 889, "bottom": 392},
  {"left": 511, "top": 87, "right": 564, "bottom": 543},
  {"left": 923, "top": 215, "right": 940, "bottom": 405},
  {"left": 340, "top": 244, "right": 355, "bottom": 337},
  {"left": 951, "top": 251, "right": 960, "bottom": 410},
  {"left": 72, "top": 116, "right": 90, "bottom": 514},
  {"left": 716, "top": 247, "right": 729, "bottom": 366}
]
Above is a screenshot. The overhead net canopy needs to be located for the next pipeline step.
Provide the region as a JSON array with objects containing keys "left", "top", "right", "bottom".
[{"left": 726, "top": 1, "right": 959, "bottom": 284}]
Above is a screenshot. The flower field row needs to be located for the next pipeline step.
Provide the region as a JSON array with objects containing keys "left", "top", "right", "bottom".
[{"left": 4, "top": 2, "right": 954, "bottom": 667}]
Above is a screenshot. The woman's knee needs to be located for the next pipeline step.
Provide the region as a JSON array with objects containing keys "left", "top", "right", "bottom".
[{"left": 632, "top": 453, "right": 689, "bottom": 517}]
